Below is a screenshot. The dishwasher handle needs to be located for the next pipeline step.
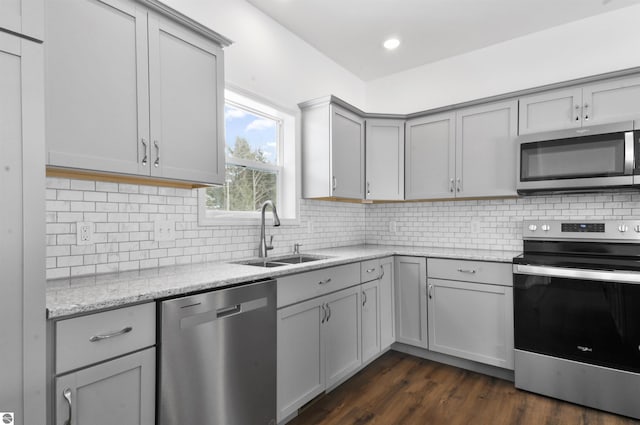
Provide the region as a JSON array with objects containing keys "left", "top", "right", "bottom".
[{"left": 179, "top": 297, "right": 268, "bottom": 329}]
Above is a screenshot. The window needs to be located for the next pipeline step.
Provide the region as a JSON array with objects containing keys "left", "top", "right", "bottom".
[{"left": 198, "top": 89, "right": 298, "bottom": 225}]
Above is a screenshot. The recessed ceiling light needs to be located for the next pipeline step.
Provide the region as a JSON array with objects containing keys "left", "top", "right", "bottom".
[{"left": 383, "top": 38, "right": 400, "bottom": 50}]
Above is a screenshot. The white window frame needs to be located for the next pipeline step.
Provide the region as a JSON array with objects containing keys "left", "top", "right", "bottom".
[{"left": 198, "top": 87, "right": 299, "bottom": 226}]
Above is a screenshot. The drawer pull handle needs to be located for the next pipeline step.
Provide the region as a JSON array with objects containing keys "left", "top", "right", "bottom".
[
  {"left": 456, "top": 268, "right": 476, "bottom": 274},
  {"left": 318, "top": 278, "right": 332, "bottom": 285},
  {"left": 365, "top": 268, "right": 376, "bottom": 273},
  {"left": 89, "top": 326, "right": 133, "bottom": 342},
  {"left": 63, "top": 387, "right": 72, "bottom": 425}
]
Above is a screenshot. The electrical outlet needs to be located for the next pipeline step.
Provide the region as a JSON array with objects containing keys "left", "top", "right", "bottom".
[
  {"left": 154, "top": 220, "right": 175, "bottom": 241},
  {"left": 76, "top": 222, "right": 93, "bottom": 245}
]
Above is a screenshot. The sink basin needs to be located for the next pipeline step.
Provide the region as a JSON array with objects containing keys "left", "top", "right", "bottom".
[{"left": 236, "top": 254, "right": 330, "bottom": 268}]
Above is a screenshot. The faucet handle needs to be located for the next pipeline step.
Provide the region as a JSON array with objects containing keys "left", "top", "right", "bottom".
[{"left": 293, "top": 243, "right": 303, "bottom": 254}]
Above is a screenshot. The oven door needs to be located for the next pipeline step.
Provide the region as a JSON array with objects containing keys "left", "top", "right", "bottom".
[
  {"left": 513, "top": 264, "right": 640, "bottom": 372},
  {"left": 517, "top": 122, "right": 636, "bottom": 193}
]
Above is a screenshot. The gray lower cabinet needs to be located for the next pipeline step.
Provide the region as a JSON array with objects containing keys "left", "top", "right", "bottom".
[
  {"left": 45, "top": 0, "right": 227, "bottom": 185},
  {"left": 394, "top": 256, "right": 428, "bottom": 348},
  {"left": 300, "top": 99, "right": 365, "bottom": 199},
  {"left": 277, "top": 285, "right": 361, "bottom": 422},
  {"left": 379, "top": 257, "right": 395, "bottom": 349},
  {"left": 361, "top": 279, "right": 381, "bottom": 364},
  {"left": 54, "top": 348, "right": 155, "bottom": 425},
  {"left": 405, "top": 99, "right": 517, "bottom": 200},
  {"left": 519, "top": 75, "right": 640, "bottom": 134},
  {"left": 51, "top": 303, "right": 156, "bottom": 425},
  {"left": 426, "top": 258, "right": 514, "bottom": 369}
]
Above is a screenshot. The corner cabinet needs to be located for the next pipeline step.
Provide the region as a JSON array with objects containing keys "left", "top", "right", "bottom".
[
  {"left": 301, "top": 99, "right": 365, "bottom": 199},
  {"left": 519, "top": 75, "right": 640, "bottom": 135},
  {"left": 365, "top": 119, "right": 405, "bottom": 200},
  {"left": 44, "top": 0, "right": 228, "bottom": 185},
  {"left": 406, "top": 100, "right": 517, "bottom": 200},
  {"left": 426, "top": 258, "right": 514, "bottom": 369},
  {"left": 394, "top": 256, "right": 428, "bottom": 348}
]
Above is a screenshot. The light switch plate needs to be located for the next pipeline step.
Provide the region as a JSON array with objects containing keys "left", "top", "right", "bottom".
[{"left": 154, "top": 220, "right": 175, "bottom": 241}]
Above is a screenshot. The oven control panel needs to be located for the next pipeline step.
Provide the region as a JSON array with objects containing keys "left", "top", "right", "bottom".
[{"left": 523, "top": 220, "right": 640, "bottom": 241}]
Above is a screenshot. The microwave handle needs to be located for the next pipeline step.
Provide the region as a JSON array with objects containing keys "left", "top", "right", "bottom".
[{"left": 625, "top": 131, "right": 634, "bottom": 174}]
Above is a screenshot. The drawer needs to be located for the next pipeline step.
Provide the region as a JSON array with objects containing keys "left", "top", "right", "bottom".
[
  {"left": 277, "top": 263, "right": 360, "bottom": 308},
  {"left": 427, "top": 258, "right": 511, "bottom": 286},
  {"left": 56, "top": 302, "right": 156, "bottom": 374},
  {"left": 361, "top": 259, "right": 381, "bottom": 283}
]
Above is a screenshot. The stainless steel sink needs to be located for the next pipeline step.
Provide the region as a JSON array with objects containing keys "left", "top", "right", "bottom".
[{"left": 235, "top": 254, "right": 330, "bottom": 268}]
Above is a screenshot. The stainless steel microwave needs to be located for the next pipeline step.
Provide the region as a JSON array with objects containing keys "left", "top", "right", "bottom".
[{"left": 517, "top": 121, "right": 640, "bottom": 194}]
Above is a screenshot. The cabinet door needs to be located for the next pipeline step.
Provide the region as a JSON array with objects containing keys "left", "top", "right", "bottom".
[
  {"left": 148, "top": 14, "right": 225, "bottom": 184},
  {"left": 365, "top": 119, "right": 405, "bottom": 200},
  {"left": 0, "top": 0, "right": 43, "bottom": 41},
  {"left": 277, "top": 298, "right": 324, "bottom": 422},
  {"left": 582, "top": 76, "right": 640, "bottom": 126},
  {"left": 394, "top": 256, "right": 427, "bottom": 348},
  {"left": 331, "top": 105, "right": 365, "bottom": 199},
  {"left": 361, "top": 280, "right": 380, "bottom": 364},
  {"left": 379, "top": 257, "right": 395, "bottom": 349},
  {"left": 456, "top": 100, "right": 518, "bottom": 198},
  {"left": 427, "top": 279, "right": 514, "bottom": 369},
  {"left": 54, "top": 348, "right": 155, "bottom": 425},
  {"left": 405, "top": 112, "right": 455, "bottom": 200},
  {"left": 1, "top": 33, "right": 45, "bottom": 425},
  {"left": 45, "top": 0, "right": 150, "bottom": 176},
  {"left": 324, "top": 286, "right": 361, "bottom": 388},
  {"left": 518, "top": 88, "right": 582, "bottom": 135}
]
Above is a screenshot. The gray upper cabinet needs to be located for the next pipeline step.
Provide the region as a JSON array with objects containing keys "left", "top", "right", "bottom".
[
  {"left": 456, "top": 100, "right": 518, "bottom": 198},
  {"left": 365, "top": 119, "right": 405, "bottom": 200},
  {"left": 147, "top": 13, "right": 225, "bottom": 184},
  {"left": 519, "top": 75, "right": 640, "bottom": 135},
  {"left": 405, "top": 112, "right": 456, "bottom": 200},
  {"left": 301, "top": 100, "right": 365, "bottom": 199},
  {"left": 0, "top": 0, "right": 43, "bottom": 41},
  {"left": 405, "top": 100, "right": 517, "bottom": 199},
  {"left": 45, "top": 0, "right": 228, "bottom": 185}
]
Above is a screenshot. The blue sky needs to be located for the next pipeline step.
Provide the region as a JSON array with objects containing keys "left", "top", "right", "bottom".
[{"left": 224, "top": 105, "right": 277, "bottom": 164}]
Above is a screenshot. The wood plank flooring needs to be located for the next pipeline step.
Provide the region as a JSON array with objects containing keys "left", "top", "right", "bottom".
[{"left": 289, "top": 351, "right": 639, "bottom": 425}]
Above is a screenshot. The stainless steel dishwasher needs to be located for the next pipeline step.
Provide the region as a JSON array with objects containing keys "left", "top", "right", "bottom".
[{"left": 158, "top": 279, "right": 276, "bottom": 425}]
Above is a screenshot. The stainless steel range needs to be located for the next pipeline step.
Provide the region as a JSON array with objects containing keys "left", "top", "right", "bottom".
[{"left": 513, "top": 220, "right": 640, "bottom": 419}]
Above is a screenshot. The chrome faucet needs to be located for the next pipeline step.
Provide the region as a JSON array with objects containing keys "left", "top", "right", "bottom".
[{"left": 258, "top": 200, "right": 281, "bottom": 258}]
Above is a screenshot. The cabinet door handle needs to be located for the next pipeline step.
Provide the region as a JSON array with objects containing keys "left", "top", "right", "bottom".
[
  {"left": 332, "top": 176, "right": 337, "bottom": 192},
  {"left": 575, "top": 104, "right": 581, "bottom": 121},
  {"left": 456, "top": 178, "right": 462, "bottom": 192},
  {"left": 379, "top": 265, "right": 385, "bottom": 280},
  {"left": 63, "top": 387, "right": 72, "bottom": 425},
  {"left": 321, "top": 304, "right": 327, "bottom": 323},
  {"left": 456, "top": 268, "right": 476, "bottom": 274},
  {"left": 449, "top": 178, "right": 455, "bottom": 193},
  {"left": 366, "top": 181, "right": 371, "bottom": 195},
  {"left": 362, "top": 291, "right": 367, "bottom": 306},
  {"left": 318, "top": 278, "right": 332, "bottom": 285},
  {"left": 428, "top": 284, "right": 433, "bottom": 299},
  {"left": 89, "top": 326, "right": 133, "bottom": 342},
  {"left": 154, "top": 141, "right": 160, "bottom": 167},
  {"left": 326, "top": 303, "right": 331, "bottom": 322},
  {"left": 584, "top": 103, "right": 589, "bottom": 121},
  {"left": 141, "top": 139, "right": 148, "bottom": 166}
]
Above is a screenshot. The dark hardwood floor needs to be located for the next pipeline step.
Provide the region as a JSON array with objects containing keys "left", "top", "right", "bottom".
[{"left": 289, "top": 351, "right": 640, "bottom": 425}]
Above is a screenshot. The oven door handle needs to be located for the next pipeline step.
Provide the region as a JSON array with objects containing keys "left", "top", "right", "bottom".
[{"left": 514, "top": 264, "right": 640, "bottom": 284}]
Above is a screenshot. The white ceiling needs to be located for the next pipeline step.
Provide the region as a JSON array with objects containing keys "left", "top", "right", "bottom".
[{"left": 246, "top": 0, "right": 640, "bottom": 81}]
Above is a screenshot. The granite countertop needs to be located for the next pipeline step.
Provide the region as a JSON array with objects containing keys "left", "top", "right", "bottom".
[{"left": 46, "top": 244, "right": 521, "bottom": 319}]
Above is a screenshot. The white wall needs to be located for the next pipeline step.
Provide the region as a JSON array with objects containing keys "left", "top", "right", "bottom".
[
  {"left": 161, "top": 0, "right": 366, "bottom": 110},
  {"left": 366, "top": 4, "right": 640, "bottom": 114}
]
